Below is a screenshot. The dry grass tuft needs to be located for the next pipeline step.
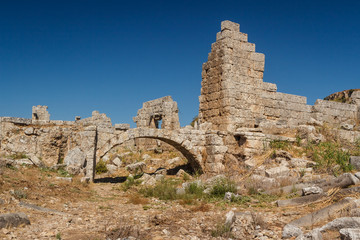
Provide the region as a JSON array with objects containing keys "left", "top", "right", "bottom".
[
  {"left": 190, "top": 202, "right": 211, "bottom": 212},
  {"left": 127, "top": 194, "right": 149, "bottom": 205}
]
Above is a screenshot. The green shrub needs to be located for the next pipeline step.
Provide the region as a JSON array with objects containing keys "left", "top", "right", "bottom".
[
  {"left": 185, "top": 182, "right": 205, "bottom": 198},
  {"left": 210, "top": 178, "right": 236, "bottom": 198},
  {"left": 306, "top": 141, "right": 351, "bottom": 174},
  {"left": 9, "top": 152, "right": 28, "bottom": 160},
  {"left": 269, "top": 140, "right": 291, "bottom": 150},
  {"left": 122, "top": 176, "right": 141, "bottom": 191},
  {"left": 140, "top": 179, "right": 178, "bottom": 200},
  {"left": 96, "top": 159, "right": 108, "bottom": 174}
]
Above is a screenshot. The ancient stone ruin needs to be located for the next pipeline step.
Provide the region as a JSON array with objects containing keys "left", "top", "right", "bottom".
[{"left": 0, "top": 20, "right": 359, "bottom": 182}]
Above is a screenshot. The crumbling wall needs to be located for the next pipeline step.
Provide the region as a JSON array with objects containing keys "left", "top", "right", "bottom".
[
  {"left": 32, "top": 105, "right": 50, "bottom": 122},
  {"left": 0, "top": 107, "right": 131, "bottom": 180},
  {"left": 133, "top": 96, "right": 180, "bottom": 130},
  {"left": 199, "top": 20, "right": 360, "bottom": 135},
  {"left": 133, "top": 96, "right": 181, "bottom": 151}
]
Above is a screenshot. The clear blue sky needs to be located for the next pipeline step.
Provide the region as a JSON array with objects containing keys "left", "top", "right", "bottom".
[{"left": 1, "top": 0, "right": 359, "bottom": 127}]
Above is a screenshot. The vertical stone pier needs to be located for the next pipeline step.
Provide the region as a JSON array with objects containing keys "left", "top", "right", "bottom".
[{"left": 199, "top": 20, "right": 267, "bottom": 132}]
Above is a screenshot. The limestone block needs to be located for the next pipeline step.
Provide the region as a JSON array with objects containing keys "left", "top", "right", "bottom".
[
  {"left": 340, "top": 228, "right": 360, "bottom": 240},
  {"left": 64, "top": 147, "right": 86, "bottom": 175},
  {"left": 24, "top": 127, "right": 34, "bottom": 135},
  {"left": 265, "top": 166, "right": 290, "bottom": 178},
  {"left": 249, "top": 52, "right": 265, "bottom": 62},
  {"left": 350, "top": 156, "right": 360, "bottom": 170},
  {"left": 276, "top": 92, "right": 307, "bottom": 104},
  {"left": 221, "top": 20, "right": 240, "bottom": 32},
  {"left": 115, "top": 124, "right": 130, "bottom": 130},
  {"left": 0, "top": 212, "right": 30, "bottom": 229},
  {"left": 126, "top": 162, "right": 146, "bottom": 174},
  {"left": 239, "top": 42, "right": 255, "bottom": 52},
  {"left": 302, "top": 186, "right": 323, "bottom": 196},
  {"left": 112, "top": 157, "right": 122, "bottom": 167}
]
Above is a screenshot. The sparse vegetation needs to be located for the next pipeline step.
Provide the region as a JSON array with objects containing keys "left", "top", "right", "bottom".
[
  {"left": 96, "top": 159, "right": 108, "bottom": 174},
  {"left": 209, "top": 178, "right": 236, "bottom": 198},
  {"left": 305, "top": 141, "right": 352, "bottom": 174},
  {"left": 140, "top": 179, "right": 179, "bottom": 200},
  {"left": 211, "top": 222, "right": 233, "bottom": 238},
  {"left": 8, "top": 152, "right": 28, "bottom": 160},
  {"left": 269, "top": 140, "right": 291, "bottom": 151}
]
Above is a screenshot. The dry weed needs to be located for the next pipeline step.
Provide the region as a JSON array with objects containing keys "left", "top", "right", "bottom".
[{"left": 127, "top": 194, "right": 149, "bottom": 205}]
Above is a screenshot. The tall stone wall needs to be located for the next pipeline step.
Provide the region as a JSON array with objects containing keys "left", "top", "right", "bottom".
[{"left": 199, "top": 20, "right": 360, "bottom": 137}]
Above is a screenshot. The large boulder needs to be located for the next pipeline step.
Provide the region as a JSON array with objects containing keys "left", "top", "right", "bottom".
[
  {"left": 64, "top": 147, "right": 86, "bottom": 175},
  {"left": 126, "top": 162, "right": 146, "bottom": 174},
  {"left": 0, "top": 212, "right": 30, "bottom": 229}
]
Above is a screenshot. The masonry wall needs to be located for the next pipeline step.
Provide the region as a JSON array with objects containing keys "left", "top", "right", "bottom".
[{"left": 199, "top": 20, "right": 360, "bottom": 135}]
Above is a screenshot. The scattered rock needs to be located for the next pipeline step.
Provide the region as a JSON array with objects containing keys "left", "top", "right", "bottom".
[
  {"left": 80, "top": 177, "right": 90, "bottom": 183},
  {"left": 126, "top": 162, "right": 146, "bottom": 174},
  {"left": 106, "top": 164, "right": 117, "bottom": 174},
  {"left": 302, "top": 186, "right": 323, "bottom": 196},
  {"left": 283, "top": 224, "right": 303, "bottom": 239},
  {"left": 27, "top": 154, "right": 44, "bottom": 167},
  {"left": 55, "top": 177, "right": 72, "bottom": 182},
  {"left": 112, "top": 157, "right": 122, "bottom": 167},
  {"left": 272, "top": 150, "right": 292, "bottom": 160},
  {"left": 176, "top": 169, "right": 191, "bottom": 179},
  {"left": 224, "top": 192, "right": 240, "bottom": 202},
  {"left": 154, "top": 148, "right": 163, "bottom": 154},
  {"left": 176, "top": 187, "right": 185, "bottom": 195},
  {"left": 64, "top": 147, "right": 86, "bottom": 175},
  {"left": 341, "top": 123, "right": 354, "bottom": 131},
  {"left": 350, "top": 156, "right": 360, "bottom": 171},
  {"left": 155, "top": 168, "right": 167, "bottom": 175},
  {"left": 265, "top": 166, "right": 290, "bottom": 178},
  {"left": 142, "top": 154, "right": 151, "bottom": 161},
  {"left": 165, "top": 157, "right": 182, "bottom": 167},
  {"left": 154, "top": 174, "right": 164, "bottom": 181},
  {"left": 339, "top": 228, "right": 360, "bottom": 240},
  {"left": 0, "top": 212, "right": 30, "bottom": 229},
  {"left": 24, "top": 127, "right": 35, "bottom": 135},
  {"left": 320, "top": 217, "right": 360, "bottom": 232},
  {"left": 140, "top": 174, "right": 156, "bottom": 186},
  {"left": 225, "top": 210, "right": 235, "bottom": 227}
]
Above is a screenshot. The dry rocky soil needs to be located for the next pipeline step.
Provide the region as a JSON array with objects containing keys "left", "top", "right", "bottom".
[{"left": 1, "top": 145, "right": 360, "bottom": 240}]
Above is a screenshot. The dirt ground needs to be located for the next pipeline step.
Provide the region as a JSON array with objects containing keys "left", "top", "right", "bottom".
[{"left": 0, "top": 164, "right": 344, "bottom": 240}]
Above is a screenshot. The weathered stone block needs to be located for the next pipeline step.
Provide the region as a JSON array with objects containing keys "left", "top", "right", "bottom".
[
  {"left": 265, "top": 166, "right": 290, "bottom": 178},
  {"left": 0, "top": 212, "right": 30, "bottom": 229},
  {"left": 221, "top": 20, "right": 240, "bottom": 32}
]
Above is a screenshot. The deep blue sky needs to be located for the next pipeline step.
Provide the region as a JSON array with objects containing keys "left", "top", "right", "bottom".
[{"left": 1, "top": 1, "right": 359, "bottom": 127}]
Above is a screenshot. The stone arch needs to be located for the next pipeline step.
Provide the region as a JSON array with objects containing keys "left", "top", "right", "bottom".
[{"left": 96, "top": 128, "right": 203, "bottom": 173}]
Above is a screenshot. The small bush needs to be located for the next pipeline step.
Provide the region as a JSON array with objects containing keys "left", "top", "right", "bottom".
[
  {"left": 211, "top": 223, "right": 233, "bottom": 238},
  {"left": 306, "top": 141, "right": 352, "bottom": 174},
  {"left": 9, "top": 152, "right": 28, "bottom": 160},
  {"left": 210, "top": 178, "right": 236, "bottom": 198},
  {"left": 122, "top": 176, "right": 141, "bottom": 192},
  {"left": 13, "top": 189, "right": 27, "bottom": 199},
  {"left": 96, "top": 159, "right": 108, "bottom": 174},
  {"left": 140, "top": 179, "right": 178, "bottom": 200},
  {"left": 269, "top": 140, "right": 291, "bottom": 150},
  {"left": 185, "top": 182, "right": 204, "bottom": 196}
]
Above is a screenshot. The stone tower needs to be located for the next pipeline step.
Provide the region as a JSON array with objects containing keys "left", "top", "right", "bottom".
[
  {"left": 199, "top": 20, "right": 269, "bottom": 132},
  {"left": 32, "top": 105, "right": 50, "bottom": 122}
]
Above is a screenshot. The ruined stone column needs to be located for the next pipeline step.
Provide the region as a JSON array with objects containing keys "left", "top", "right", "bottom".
[{"left": 199, "top": 20, "right": 266, "bottom": 132}]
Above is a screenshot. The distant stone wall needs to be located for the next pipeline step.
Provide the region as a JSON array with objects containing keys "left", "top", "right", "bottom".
[
  {"left": 199, "top": 20, "right": 360, "bottom": 136},
  {"left": 133, "top": 96, "right": 180, "bottom": 130},
  {"left": 133, "top": 96, "right": 181, "bottom": 151}
]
